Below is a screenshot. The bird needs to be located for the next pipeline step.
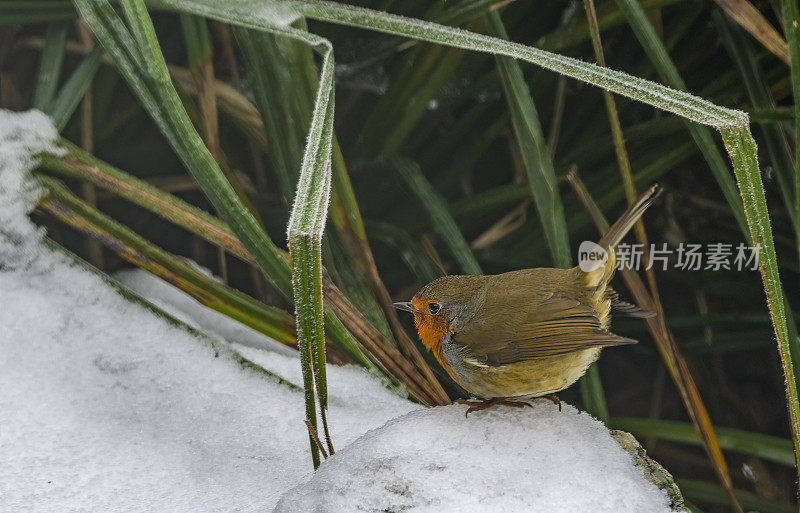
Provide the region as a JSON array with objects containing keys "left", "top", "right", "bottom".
[{"left": 394, "top": 185, "right": 660, "bottom": 415}]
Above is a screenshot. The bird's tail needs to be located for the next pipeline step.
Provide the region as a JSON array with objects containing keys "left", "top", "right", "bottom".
[
  {"left": 598, "top": 184, "right": 661, "bottom": 250},
  {"left": 583, "top": 184, "right": 661, "bottom": 289}
]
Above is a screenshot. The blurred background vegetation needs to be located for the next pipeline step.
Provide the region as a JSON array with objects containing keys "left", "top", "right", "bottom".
[{"left": 2, "top": 0, "right": 800, "bottom": 511}]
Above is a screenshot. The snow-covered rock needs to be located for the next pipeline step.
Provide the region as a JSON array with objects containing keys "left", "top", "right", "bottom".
[{"left": 274, "top": 402, "right": 679, "bottom": 513}]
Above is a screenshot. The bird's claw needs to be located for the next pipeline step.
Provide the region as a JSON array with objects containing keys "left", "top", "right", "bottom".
[
  {"left": 456, "top": 397, "right": 532, "bottom": 417},
  {"left": 541, "top": 394, "right": 562, "bottom": 411}
]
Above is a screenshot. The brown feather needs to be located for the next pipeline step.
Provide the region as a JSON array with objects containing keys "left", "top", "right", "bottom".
[
  {"left": 449, "top": 277, "right": 637, "bottom": 367},
  {"left": 608, "top": 288, "right": 656, "bottom": 318}
]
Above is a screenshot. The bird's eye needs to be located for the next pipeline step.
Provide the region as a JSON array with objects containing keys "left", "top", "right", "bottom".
[{"left": 428, "top": 302, "right": 440, "bottom": 314}]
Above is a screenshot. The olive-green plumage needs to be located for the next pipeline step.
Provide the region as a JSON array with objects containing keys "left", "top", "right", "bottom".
[{"left": 397, "top": 185, "right": 660, "bottom": 402}]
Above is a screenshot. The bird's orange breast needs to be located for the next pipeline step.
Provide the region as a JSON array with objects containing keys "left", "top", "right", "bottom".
[
  {"left": 410, "top": 296, "right": 450, "bottom": 351},
  {"left": 410, "top": 296, "right": 458, "bottom": 380}
]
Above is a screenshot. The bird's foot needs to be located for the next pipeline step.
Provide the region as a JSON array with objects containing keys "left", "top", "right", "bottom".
[
  {"left": 541, "top": 394, "right": 562, "bottom": 411},
  {"left": 456, "top": 397, "right": 532, "bottom": 417}
]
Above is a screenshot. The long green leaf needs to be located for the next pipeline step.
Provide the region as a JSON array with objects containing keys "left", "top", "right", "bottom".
[
  {"left": 50, "top": 46, "right": 103, "bottom": 130},
  {"left": 73, "top": 0, "right": 295, "bottom": 297},
  {"left": 0, "top": 2, "right": 76, "bottom": 23},
  {"left": 179, "top": 13, "right": 212, "bottom": 72},
  {"left": 677, "top": 479, "right": 795, "bottom": 513},
  {"left": 611, "top": 417, "right": 794, "bottom": 467},
  {"left": 720, "top": 125, "right": 800, "bottom": 477},
  {"left": 286, "top": 43, "right": 336, "bottom": 464},
  {"left": 485, "top": 11, "right": 570, "bottom": 269},
  {"left": 32, "top": 22, "right": 69, "bottom": 110},
  {"left": 778, "top": 0, "right": 800, "bottom": 265},
  {"left": 393, "top": 158, "right": 482, "bottom": 275}
]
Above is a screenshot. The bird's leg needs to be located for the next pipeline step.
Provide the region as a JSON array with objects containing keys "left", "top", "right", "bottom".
[
  {"left": 541, "top": 394, "right": 561, "bottom": 411},
  {"left": 456, "top": 397, "right": 532, "bottom": 417}
]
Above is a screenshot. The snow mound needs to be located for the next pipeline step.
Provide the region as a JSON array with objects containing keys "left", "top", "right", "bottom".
[
  {"left": 0, "top": 109, "right": 416, "bottom": 512},
  {"left": 274, "top": 402, "right": 676, "bottom": 513}
]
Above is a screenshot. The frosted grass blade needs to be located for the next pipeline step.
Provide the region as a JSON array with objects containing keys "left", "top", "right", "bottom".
[
  {"left": 286, "top": 45, "right": 336, "bottom": 464},
  {"left": 720, "top": 126, "right": 800, "bottom": 479}
]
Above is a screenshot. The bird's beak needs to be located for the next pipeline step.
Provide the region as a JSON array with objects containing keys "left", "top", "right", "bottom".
[{"left": 393, "top": 301, "right": 417, "bottom": 313}]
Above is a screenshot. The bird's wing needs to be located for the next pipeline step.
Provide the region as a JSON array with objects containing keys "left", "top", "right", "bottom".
[{"left": 453, "top": 294, "right": 636, "bottom": 366}]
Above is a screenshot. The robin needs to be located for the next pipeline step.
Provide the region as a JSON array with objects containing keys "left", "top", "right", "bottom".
[{"left": 395, "top": 185, "right": 660, "bottom": 414}]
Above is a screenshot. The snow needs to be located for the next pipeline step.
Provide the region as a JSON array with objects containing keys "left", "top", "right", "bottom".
[
  {"left": 275, "top": 403, "right": 675, "bottom": 513},
  {"left": 114, "top": 267, "right": 296, "bottom": 357},
  {"left": 0, "top": 109, "right": 64, "bottom": 268},
  {"left": 0, "top": 110, "right": 415, "bottom": 512},
  {"left": 0, "top": 108, "right": 679, "bottom": 512}
]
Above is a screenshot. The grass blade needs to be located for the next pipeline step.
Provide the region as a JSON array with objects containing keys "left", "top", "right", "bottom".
[
  {"left": 50, "top": 46, "right": 102, "bottom": 130},
  {"left": 677, "top": 479, "right": 795, "bottom": 513},
  {"left": 713, "top": 0, "right": 790, "bottom": 65},
  {"left": 36, "top": 174, "right": 299, "bottom": 348},
  {"left": 286, "top": 41, "right": 335, "bottom": 464},
  {"left": 777, "top": 0, "right": 800, "bottom": 267},
  {"left": 32, "top": 22, "right": 69, "bottom": 111},
  {"left": 611, "top": 417, "right": 794, "bottom": 467},
  {"left": 392, "top": 158, "right": 482, "bottom": 275},
  {"left": 485, "top": 11, "right": 570, "bottom": 269},
  {"left": 720, "top": 125, "right": 800, "bottom": 481}
]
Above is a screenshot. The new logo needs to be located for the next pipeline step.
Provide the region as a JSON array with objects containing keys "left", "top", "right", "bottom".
[{"left": 578, "top": 241, "right": 608, "bottom": 272}]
